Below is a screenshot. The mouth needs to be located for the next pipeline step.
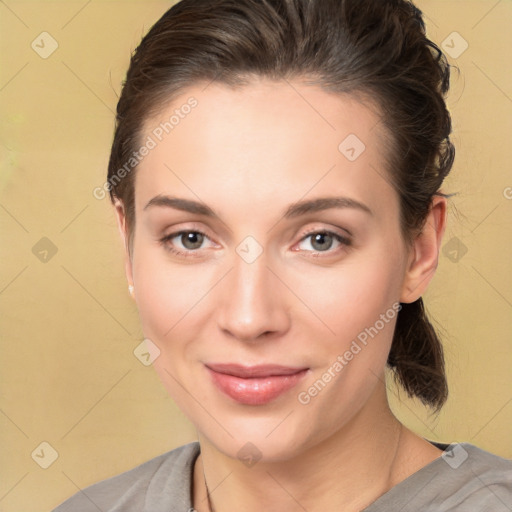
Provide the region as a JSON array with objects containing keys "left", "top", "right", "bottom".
[{"left": 205, "top": 363, "right": 310, "bottom": 405}]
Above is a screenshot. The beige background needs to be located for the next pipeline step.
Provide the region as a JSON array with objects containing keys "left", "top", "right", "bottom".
[{"left": 0, "top": 1, "right": 511, "bottom": 510}]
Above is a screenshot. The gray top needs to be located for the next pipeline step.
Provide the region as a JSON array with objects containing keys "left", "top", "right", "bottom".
[{"left": 53, "top": 441, "right": 512, "bottom": 511}]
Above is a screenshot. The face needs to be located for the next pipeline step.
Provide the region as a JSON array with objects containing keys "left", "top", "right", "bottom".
[{"left": 118, "top": 79, "right": 428, "bottom": 461}]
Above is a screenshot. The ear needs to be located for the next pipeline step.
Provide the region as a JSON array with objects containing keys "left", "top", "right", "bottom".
[
  {"left": 113, "top": 199, "right": 135, "bottom": 296},
  {"left": 400, "top": 195, "right": 447, "bottom": 303}
]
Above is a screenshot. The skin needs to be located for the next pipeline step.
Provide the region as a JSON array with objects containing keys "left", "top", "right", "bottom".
[{"left": 115, "top": 78, "right": 447, "bottom": 512}]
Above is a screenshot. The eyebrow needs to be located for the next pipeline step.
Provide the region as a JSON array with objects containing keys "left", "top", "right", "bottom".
[
  {"left": 143, "top": 194, "right": 373, "bottom": 219},
  {"left": 284, "top": 196, "right": 373, "bottom": 218}
]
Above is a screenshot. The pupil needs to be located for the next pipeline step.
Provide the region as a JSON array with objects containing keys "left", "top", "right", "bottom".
[
  {"left": 182, "top": 232, "right": 203, "bottom": 249},
  {"left": 312, "top": 233, "right": 332, "bottom": 251}
]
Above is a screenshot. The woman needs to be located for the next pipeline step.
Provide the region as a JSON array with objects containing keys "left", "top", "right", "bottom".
[{"left": 54, "top": 0, "right": 512, "bottom": 510}]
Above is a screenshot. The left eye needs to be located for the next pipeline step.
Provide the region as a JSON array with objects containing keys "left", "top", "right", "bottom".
[{"left": 297, "top": 231, "right": 351, "bottom": 253}]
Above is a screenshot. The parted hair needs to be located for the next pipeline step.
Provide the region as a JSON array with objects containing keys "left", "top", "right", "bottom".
[{"left": 108, "top": 0, "right": 456, "bottom": 410}]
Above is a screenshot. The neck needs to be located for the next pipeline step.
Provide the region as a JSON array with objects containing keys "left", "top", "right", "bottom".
[{"left": 193, "top": 384, "right": 440, "bottom": 512}]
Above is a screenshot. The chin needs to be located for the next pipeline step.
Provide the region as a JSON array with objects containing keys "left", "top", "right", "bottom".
[{"left": 198, "top": 413, "right": 318, "bottom": 464}]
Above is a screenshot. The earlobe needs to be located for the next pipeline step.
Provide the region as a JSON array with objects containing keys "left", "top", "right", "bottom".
[{"left": 400, "top": 195, "right": 447, "bottom": 304}]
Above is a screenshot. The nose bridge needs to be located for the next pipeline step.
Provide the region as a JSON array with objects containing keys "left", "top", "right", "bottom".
[{"left": 216, "top": 242, "right": 289, "bottom": 341}]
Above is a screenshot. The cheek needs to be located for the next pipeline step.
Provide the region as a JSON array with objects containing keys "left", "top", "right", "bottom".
[
  {"left": 290, "top": 250, "right": 403, "bottom": 342},
  {"left": 293, "top": 257, "right": 402, "bottom": 426},
  {"left": 287, "top": 245, "right": 405, "bottom": 411},
  {"left": 131, "top": 244, "right": 215, "bottom": 348},
  {"left": 130, "top": 246, "right": 215, "bottom": 411}
]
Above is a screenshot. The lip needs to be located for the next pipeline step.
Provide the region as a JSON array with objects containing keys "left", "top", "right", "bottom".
[{"left": 206, "top": 363, "right": 309, "bottom": 405}]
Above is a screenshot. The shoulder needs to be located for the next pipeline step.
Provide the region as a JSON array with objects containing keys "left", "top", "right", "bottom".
[
  {"left": 366, "top": 442, "right": 512, "bottom": 512},
  {"left": 52, "top": 442, "right": 200, "bottom": 512},
  {"left": 435, "top": 443, "right": 512, "bottom": 510}
]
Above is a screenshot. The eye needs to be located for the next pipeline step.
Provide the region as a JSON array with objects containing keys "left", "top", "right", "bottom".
[
  {"left": 296, "top": 230, "right": 351, "bottom": 255},
  {"left": 175, "top": 231, "right": 206, "bottom": 250},
  {"left": 159, "top": 230, "right": 215, "bottom": 258}
]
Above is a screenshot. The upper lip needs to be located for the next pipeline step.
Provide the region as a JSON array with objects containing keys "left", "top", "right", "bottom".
[{"left": 206, "top": 363, "right": 308, "bottom": 378}]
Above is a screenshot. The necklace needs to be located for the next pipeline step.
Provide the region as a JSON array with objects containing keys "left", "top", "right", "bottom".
[
  {"left": 199, "top": 454, "right": 214, "bottom": 512},
  {"left": 205, "top": 476, "right": 214, "bottom": 512}
]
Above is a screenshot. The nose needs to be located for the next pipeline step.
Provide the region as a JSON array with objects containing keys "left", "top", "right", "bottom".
[{"left": 216, "top": 249, "right": 291, "bottom": 343}]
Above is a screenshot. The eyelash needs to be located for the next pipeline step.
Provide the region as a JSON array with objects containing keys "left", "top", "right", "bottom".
[{"left": 159, "top": 229, "right": 352, "bottom": 259}]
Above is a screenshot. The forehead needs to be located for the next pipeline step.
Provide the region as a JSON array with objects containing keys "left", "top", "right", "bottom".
[{"left": 134, "top": 79, "right": 396, "bottom": 222}]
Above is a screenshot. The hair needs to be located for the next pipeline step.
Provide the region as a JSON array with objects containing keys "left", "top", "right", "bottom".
[{"left": 107, "top": 0, "right": 456, "bottom": 410}]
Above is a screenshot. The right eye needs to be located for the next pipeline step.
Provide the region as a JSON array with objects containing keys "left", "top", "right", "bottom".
[{"left": 159, "top": 230, "right": 216, "bottom": 258}]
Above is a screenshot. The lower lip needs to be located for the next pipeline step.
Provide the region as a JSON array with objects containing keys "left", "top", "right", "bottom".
[{"left": 207, "top": 367, "right": 309, "bottom": 405}]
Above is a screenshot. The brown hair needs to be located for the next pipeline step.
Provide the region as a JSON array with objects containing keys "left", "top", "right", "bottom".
[{"left": 108, "top": 0, "right": 456, "bottom": 410}]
